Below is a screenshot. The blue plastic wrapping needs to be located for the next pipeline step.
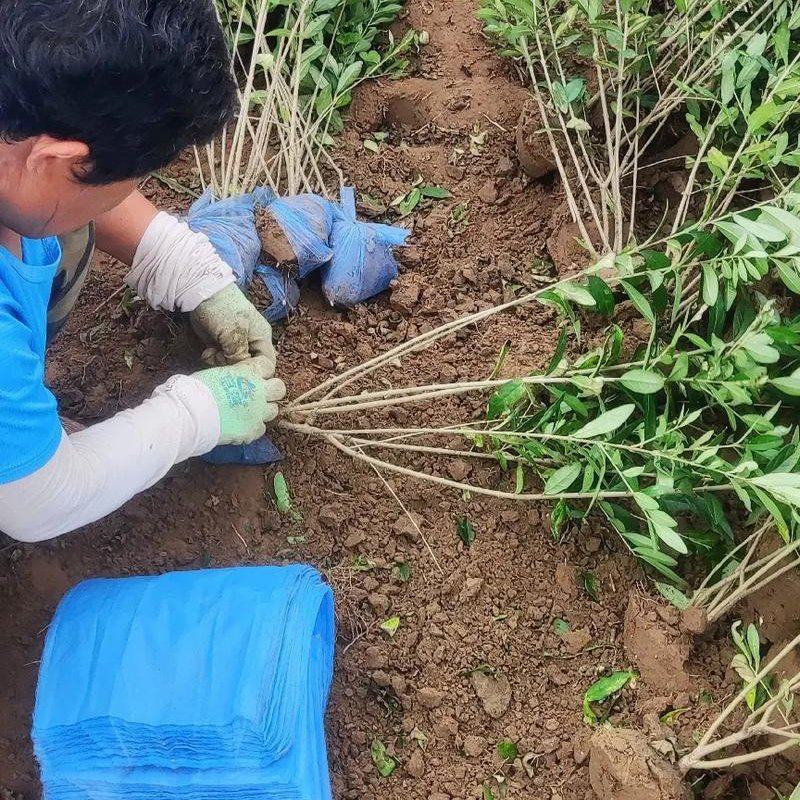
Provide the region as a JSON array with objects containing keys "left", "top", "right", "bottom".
[
  {"left": 254, "top": 264, "right": 301, "bottom": 323},
  {"left": 33, "top": 565, "right": 334, "bottom": 800},
  {"left": 322, "top": 187, "right": 410, "bottom": 308},
  {"left": 254, "top": 189, "right": 334, "bottom": 278},
  {"left": 186, "top": 190, "right": 261, "bottom": 288},
  {"left": 201, "top": 435, "right": 283, "bottom": 466}
]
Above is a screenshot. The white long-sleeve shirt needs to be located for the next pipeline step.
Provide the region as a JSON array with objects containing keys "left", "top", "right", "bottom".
[{"left": 0, "top": 213, "right": 233, "bottom": 542}]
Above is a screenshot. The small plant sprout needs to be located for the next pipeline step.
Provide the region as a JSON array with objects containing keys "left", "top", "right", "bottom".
[
  {"left": 730, "top": 621, "right": 771, "bottom": 712},
  {"left": 391, "top": 181, "right": 452, "bottom": 217},
  {"left": 457, "top": 516, "right": 476, "bottom": 548},
  {"left": 496, "top": 739, "right": 519, "bottom": 761}
]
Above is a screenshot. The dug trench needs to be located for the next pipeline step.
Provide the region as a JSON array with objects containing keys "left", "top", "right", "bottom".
[{"left": 1, "top": 1, "right": 799, "bottom": 799}]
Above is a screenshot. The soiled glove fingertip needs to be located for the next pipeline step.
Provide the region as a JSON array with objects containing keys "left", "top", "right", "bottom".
[{"left": 264, "top": 377, "right": 287, "bottom": 401}]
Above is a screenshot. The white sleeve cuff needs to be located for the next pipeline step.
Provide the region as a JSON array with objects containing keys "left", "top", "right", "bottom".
[{"left": 125, "top": 212, "right": 236, "bottom": 312}]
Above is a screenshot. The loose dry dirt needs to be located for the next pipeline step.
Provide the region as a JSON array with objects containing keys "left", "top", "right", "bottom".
[{"left": 2, "top": 0, "right": 800, "bottom": 798}]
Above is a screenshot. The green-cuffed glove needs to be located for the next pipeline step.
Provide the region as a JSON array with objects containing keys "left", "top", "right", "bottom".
[
  {"left": 193, "top": 360, "right": 286, "bottom": 445},
  {"left": 190, "top": 284, "right": 276, "bottom": 372}
]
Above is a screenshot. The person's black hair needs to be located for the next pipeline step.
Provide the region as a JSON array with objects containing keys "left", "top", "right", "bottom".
[{"left": 0, "top": 0, "right": 237, "bottom": 184}]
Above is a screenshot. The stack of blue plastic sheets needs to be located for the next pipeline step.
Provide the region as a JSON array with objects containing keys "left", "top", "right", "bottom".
[{"left": 33, "top": 565, "right": 335, "bottom": 800}]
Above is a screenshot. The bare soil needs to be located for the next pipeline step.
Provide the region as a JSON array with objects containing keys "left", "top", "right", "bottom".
[{"left": 2, "top": 0, "right": 800, "bottom": 798}]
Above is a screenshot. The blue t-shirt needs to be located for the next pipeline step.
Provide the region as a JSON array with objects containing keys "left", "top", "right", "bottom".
[{"left": 0, "top": 237, "right": 63, "bottom": 483}]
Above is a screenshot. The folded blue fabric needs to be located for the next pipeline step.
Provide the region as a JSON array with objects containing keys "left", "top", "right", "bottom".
[{"left": 33, "top": 565, "right": 334, "bottom": 800}]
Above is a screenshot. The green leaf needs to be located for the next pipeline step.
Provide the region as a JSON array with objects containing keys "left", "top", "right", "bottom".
[
  {"left": 558, "top": 281, "right": 596, "bottom": 307},
  {"left": 564, "top": 77, "right": 586, "bottom": 103},
  {"left": 553, "top": 617, "right": 571, "bottom": 635},
  {"left": 747, "top": 102, "right": 780, "bottom": 133},
  {"left": 338, "top": 61, "right": 363, "bottom": 91},
  {"left": 620, "top": 280, "right": 655, "bottom": 324},
  {"left": 370, "top": 738, "right": 397, "bottom": 776},
  {"left": 379, "top": 616, "right": 401, "bottom": 637},
  {"left": 776, "top": 263, "right": 800, "bottom": 294},
  {"left": 650, "top": 522, "right": 688, "bottom": 555},
  {"left": 583, "top": 671, "right": 636, "bottom": 723},
  {"left": 701, "top": 263, "right": 719, "bottom": 307},
  {"left": 619, "top": 369, "right": 665, "bottom": 395},
  {"left": 496, "top": 740, "right": 519, "bottom": 761},
  {"left": 274, "top": 472, "right": 292, "bottom": 514},
  {"left": 544, "top": 463, "right": 582, "bottom": 494},
  {"left": 314, "top": 0, "right": 343, "bottom": 11},
  {"left": 420, "top": 185, "right": 451, "bottom": 199},
  {"left": 488, "top": 379, "right": 526, "bottom": 419},
  {"left": 750, "top": 473, "right": 800, "bottom": 507},
  {"left": 587, "top": 276, "right": 615, "bottom": 315},
  {"left": 551, "top": 81, "right": 569, "bottom": 113},
  {"left": 732, "top": 213, "right": 784, "bottom": 243},
  {"left": 394, "top": 187, "right": 422, "bottom": 216},
  {"left": 547, "top": 328, "right": 569, "bottom": 374},
  {"left": 772, "top": 368, "right": 800, "bottom": 396},
  {"left": 396, "top": 562, "right": 411, "bottom": 582},
  {"left": 655, "top": 582, "right": 691, "bottom": 610},
  {"left": 457, "top": 516, "right": 476, "bottom": 547},
  {"left": 582, "top": 571, "right": 599, "bottom": 601},
  {"left": 573, "top": 404, "right": 635, "bottom": 438}
]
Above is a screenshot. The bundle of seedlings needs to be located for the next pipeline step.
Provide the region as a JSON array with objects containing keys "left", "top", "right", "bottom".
[
  {"left": 283, "top": 192, "right": 800, "bottom": 565},
  {"left": 477, "top": 0, "right": 800, "bottom": 256},
  {"left": 204, "top": 0, "right": 415, "bottom": 198},
  {"left": 199, "top": 0, "right": 338, "bottom": 198}
]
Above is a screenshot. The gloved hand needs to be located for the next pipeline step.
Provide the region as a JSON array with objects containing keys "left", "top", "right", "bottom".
[
  {"left": 193, "top": 360, "right": 286, "bottom": 446},
  {"left": 190, "top": 284, "right": 276, "bottom": 370}
]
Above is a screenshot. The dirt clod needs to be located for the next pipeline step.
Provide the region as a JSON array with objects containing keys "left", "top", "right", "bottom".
[
  {"left": 389, "top": 280, "right": 421, "bottom": 315},
  {"left": 589, "top": 727, "right": 691, "bottom": 800},
  {"left": 417, "top": 686, "right": 444, "bottom": 709},
  {"left": 680, "top": 605, "right": 708, "bottom": 636},
  {"left": 623, "top": 593, "right": 692, "bottom": 692},
  {"left": 516, "top": 100, "right": 556, "bottom": 180},
  {"left": 463, "top": 734, "right": 486, "bottom": 757},
  {"left": 255, "top": 207, "right": 296, "bottom": 265},
  {"left": 406, "top": 748, "right": 426, "bottom": 778},
  {"left": 470, "top": 671, "right": 512, "bottom": 719}
]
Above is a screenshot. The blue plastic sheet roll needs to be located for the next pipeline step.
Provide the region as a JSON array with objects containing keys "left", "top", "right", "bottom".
[{"left": 33, "top": 565, "right": 335, "bottom": 800}]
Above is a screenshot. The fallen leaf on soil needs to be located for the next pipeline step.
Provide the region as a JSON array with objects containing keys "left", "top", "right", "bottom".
[
  {"left": 379, "top": 616, "right": 401, "bottom": 637},
  {"left": 370, "top": 738, "right": 397, "bottom": 777}
]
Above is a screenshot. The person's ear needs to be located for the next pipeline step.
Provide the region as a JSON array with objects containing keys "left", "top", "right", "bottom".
[{"left": 25, "top": 135, "right": 90, "bottom": 178}]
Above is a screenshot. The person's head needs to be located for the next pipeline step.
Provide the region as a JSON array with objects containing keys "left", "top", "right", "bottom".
[{"left": 0, "top": 0, "right": 236, "bottom": 238}]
